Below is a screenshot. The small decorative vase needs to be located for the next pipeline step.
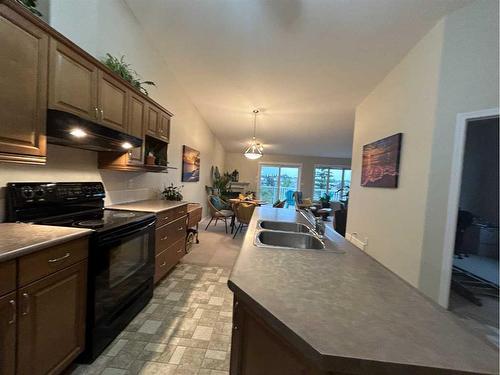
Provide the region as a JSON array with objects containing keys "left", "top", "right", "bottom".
[{"left": 146, "top": 155, "right": 156, "bottom": 165}]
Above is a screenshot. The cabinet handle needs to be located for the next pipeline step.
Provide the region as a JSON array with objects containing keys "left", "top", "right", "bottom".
[
  {"left": 94, "top": 107, "right": 99, "bottom": 119},
  {"left": 8, "top": 300, "right": 16, "bottom": 324},
  {"left": 161, "top": 235, "right": 168, "bottom": 241},
  {"left": 100, "top": 109, "right": 104, "bottom": 119},
  {"left": 22, "top": 293, "right": 29, "bottom": 316},
  {"left": 176, "top": 248, "right": 183, "bottom": 253},
  {"left": 178, "top": 227, "right": 184, "bottom": 231},
  {"left": 160, "top": 261, "right": 167, "bottom": 267},
  {"left": 48, "top": 252, "right": 70, "bottom": 263}
]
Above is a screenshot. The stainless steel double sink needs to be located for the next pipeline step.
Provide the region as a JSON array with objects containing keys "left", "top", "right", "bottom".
[{"left": 254, "top": 220, "right": 326, "bottom": 250}]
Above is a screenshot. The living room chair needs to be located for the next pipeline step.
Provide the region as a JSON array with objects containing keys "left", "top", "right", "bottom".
[{"left": 206, "top": 195, "right": 234, "bottom": 234}]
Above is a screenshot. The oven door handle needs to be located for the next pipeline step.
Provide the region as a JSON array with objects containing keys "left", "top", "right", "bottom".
[{"left": 98, "top": 220, "right": 155, "bottom": 244}]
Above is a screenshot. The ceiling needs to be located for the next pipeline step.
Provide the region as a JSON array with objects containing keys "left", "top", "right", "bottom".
[{"left": 125, "top": 0, "right": 468, "bottom": 158}]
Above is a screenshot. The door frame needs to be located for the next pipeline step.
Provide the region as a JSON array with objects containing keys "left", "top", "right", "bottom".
[
  {"left": 439, "top": 107, "right": 499, "bottom": 308},
  {"left": 256, "top": 162, "right": 303, "bottom": 202}
]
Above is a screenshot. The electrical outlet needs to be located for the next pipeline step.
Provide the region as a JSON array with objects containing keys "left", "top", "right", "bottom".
[{"left": 346, "top": 232, "right": 367, "bottom": 251}]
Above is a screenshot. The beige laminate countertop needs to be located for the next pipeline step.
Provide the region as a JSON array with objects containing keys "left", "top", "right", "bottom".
[
  {"left": 0, "top": 223, "right": 92, "bottom": 262},
  {"left": 107, "top": 199, "right": 188, "bottom": 214}
]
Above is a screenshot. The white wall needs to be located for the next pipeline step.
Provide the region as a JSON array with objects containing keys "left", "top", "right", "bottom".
[
  {"left": 0, "top": 0, "right": 225, "bottom": 220},
  {"left": 224, "top": 152, "right": 351, "bottom": 199},
  {"left": 419, "top": 0, "right": 499, "bottom": 304},
  {"left": 346, "top": 0, "right": 499, "bottom": 304}
]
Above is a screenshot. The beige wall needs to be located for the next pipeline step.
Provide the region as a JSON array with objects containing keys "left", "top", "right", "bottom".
[
  {"left": 0, "top": 0, "right": 225, "bottom": 220},
  {"left": 224, "top": 152, "right": 351, "bottom": 199},
  {"left": 346, "top": 0, "right": 499, "bottom": 305},
  {"left": 419, "top": 0, "right": 499, "bottom": 304}
]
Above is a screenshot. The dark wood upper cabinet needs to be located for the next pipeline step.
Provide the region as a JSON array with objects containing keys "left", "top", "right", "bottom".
[
  {"left": 98, "top": 70, "right": 128, "bottom": 131},
  {"left": 158, "top": 111, "right": 171, "bottom": 142},
  {"left": 48, "top": 38, "right": 98, "bottom": 122},
  {"left": 1, "top": 0, "right": 174, "bottom": 168},
  {"left": 17, "top": 261, "right": 87, "bottom": 375},
  {"left": 0, "top": 4, "right": 47, "bottom": 164},
  {"left": 128, "top": 93, "right": 146, "bottom": 164},
  {"left": 146, "top": 104, "right": 160, "bottom": 137},
  {"left": 0, "top": 292, "right": 16, "bottom": 375}
]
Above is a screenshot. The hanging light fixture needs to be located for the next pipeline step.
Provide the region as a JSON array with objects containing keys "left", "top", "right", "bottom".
[{"left": 244, "top": 109, "right": 264, "bottom": 160}]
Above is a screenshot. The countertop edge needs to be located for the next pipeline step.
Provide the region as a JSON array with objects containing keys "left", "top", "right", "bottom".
[
  {"left": 227, "top": 279, "right": 493, "bottom": 375},
  {"left": 107, "top": 199, "right": 189, "bottom": 213},
  {"left": 0, "top": 230, "right": 92, "bottom": 262}
]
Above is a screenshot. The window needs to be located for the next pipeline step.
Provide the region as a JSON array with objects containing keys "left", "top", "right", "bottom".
[{"left": 313, "top": 166, "right": 351, "bottom": 201}]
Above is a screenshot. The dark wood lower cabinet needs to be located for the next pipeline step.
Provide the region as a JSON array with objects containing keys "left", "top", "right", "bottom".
[
  {"left": 17, "top": 260, "right": 87, "bottom": 375},
  {"left": 230, "top": 296, "right": 326, "bottom": 375},
  {"left": 0, "top": 292, "right": 16, "bottom": 375}
]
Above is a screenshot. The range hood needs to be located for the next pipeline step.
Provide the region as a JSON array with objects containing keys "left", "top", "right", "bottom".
[{"left": 47, "top": 109, "right": 142, "bottom": 152}]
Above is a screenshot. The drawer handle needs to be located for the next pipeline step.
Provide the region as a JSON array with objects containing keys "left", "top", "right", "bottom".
[
  {"left": 176, "top": 248, "right": 183, "bottom": 253},
  {"left": 161, "top": 217, "right": 169, "bottom": 221},
  {"left": 160, "top": 261, "right": 167, "bottom": 267},
  {"left": 48, "top": 252, "right": 70, "bottom": 263},
  {"left": 8, "top": 300, "right": 16, "bottom": 324},
  {"left": 177, "top": 227, "right": 184, "bottom": 231},
  {"left": 22, "top": 293, "right": 29, "bottom": 316},
  {"left": 161, "top": 235, "right": 168, "bottom": 241}
]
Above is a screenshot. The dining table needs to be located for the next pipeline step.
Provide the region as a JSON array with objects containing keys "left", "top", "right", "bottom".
[{"left": 228, "top": 198, "right": 268, "bottom": 232}]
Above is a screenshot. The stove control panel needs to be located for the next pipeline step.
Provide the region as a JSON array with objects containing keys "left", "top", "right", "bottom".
[{"left": 6, "top": 182, "right": 106, "bottom": 206}]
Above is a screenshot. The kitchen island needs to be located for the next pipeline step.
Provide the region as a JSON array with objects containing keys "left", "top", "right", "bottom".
[{"left": 228, "top": 207, "right": 499, "bottom": 375}]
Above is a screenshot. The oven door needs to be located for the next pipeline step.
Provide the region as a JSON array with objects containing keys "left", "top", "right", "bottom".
[{"left": 92, "top": 217, "right": 155, "bottom": 326}]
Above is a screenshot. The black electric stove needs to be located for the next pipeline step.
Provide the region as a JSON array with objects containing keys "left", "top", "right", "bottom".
[{"left": 6, "top": 182, "right": 156, "bottom": 362}]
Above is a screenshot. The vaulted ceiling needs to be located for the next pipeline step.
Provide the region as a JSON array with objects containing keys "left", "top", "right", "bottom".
[{"left": 125, "top": 0, "right": 469, "bottom": 158}]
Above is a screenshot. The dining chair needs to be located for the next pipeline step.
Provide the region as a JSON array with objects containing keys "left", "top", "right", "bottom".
[
  {"left": 232, "top": 203, "right": 256, "bottom": 238},
  {"left": 285, "top": 190, "right": 295, "bottom": 208},
  {"left": 205, "top": 195, "right": 234, "bottom": 234}
]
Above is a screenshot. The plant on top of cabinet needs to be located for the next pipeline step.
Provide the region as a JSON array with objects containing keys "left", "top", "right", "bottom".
[
  {"left": 17, "top": 0, "right": 41, "bottom": 16},
  {"left": 101, "top": 54, "right": 156, "bottom": 96}
]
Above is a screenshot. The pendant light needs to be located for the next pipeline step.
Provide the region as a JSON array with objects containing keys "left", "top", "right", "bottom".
[{"left": 244, "top": 110, "right": 264, "bottom": 160}]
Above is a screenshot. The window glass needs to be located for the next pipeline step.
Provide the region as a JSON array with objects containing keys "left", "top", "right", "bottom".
[{"left": 313, "top": 167, "right": 351, "bottom": 201}]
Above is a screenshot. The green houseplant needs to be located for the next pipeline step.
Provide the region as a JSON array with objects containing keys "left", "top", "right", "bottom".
[
  {"left": 161, "top": 183, "right": 183, "bottom": 201},
  {"left": 18, "top": 0, "right": 42, "bottom": 16},
  {"left": 319, "top": 193, "right": 331, "bottom": 208},
  {"left": 101, "top": 54, "right": 156, "bottom": 96}
]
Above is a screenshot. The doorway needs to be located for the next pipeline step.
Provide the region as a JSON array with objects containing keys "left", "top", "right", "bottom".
[
  {"left": 445, "top": 112, "right": 499, "bottom": 346},
  {"left": 258, "top": 163, "right": 301, "bottom": 208}
]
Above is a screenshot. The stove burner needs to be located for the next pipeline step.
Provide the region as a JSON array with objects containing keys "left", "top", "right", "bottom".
[
  {"left": 76, "top": 219, "right": 106, "bottom": 228},
  {"left": 112, "top": 212, "right": 136, "bottom": 218}
]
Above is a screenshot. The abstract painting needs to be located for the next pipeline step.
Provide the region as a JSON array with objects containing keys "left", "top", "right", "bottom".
[
  {"left": 182, "top": 145, "right": 200, "bottom": 182},
  {"left": 361, "top": 133, "right": 402, "bottom": 188}
]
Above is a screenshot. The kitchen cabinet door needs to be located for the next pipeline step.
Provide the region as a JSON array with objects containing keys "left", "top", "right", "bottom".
[
  {"left": 0, "top": 292, "right": 16, "bottom": 375},
  {"left": 48, "top": 38, "right": 98, "bottom": 121},
  {"left": 128, "top": 93, "right": 146, "bottom": 164},
  {"left": 17, "top": 261, "right": 87, "bottom": 375},
  {"left": 0, "top": 5, "right": 47, "bottom": 162},
  {"left": 146, "top": 104, "right": 160, "bottom": 137},
  {"left": 98, "top": 70, "right": 128, "bottom": 132},
  {"left": 158, "top": 111, "right": 171, "bottom": 142}
]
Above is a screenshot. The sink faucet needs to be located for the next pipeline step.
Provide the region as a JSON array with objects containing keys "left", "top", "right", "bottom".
[
  {"left": 314, "top": 217, "right": 325, "bottom": 237},
  {"left": 298, "top": 209, "right": 325, "bottom": 238}
]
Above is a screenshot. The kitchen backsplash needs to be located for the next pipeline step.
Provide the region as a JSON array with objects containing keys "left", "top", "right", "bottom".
[{"left": 0, "top": 144, "right": 164, "bottom": 222}]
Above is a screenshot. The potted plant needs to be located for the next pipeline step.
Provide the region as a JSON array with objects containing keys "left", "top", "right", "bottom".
[
  {"left": 145, "top": 152, "right": 156, "bottom": 165},
  {"left": 319, "top": 193, "right": 331, "bottom": 208},
  {"left": 101, "top": 54, "right": 156, "bottom": 96},
  {"left": 161, "top": 183, "right": 183, "bottom": 201}
]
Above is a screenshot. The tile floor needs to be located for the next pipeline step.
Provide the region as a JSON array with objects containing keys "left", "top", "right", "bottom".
[{"left": 71, "top": 263, "right": 234, "bottom": 375}]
